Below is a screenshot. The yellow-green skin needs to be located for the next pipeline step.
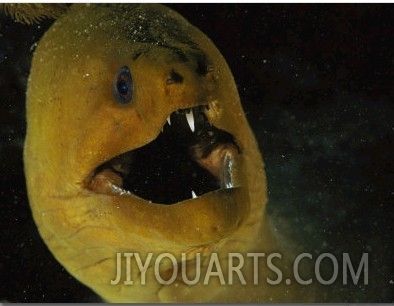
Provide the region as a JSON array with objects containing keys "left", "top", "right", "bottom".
[{"left": 24, "top": 4, "right": 314, "bottom": 302}]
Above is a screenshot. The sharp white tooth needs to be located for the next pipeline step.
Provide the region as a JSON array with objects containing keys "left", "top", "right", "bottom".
[
  {"left": 166, "top": 116, "right": 171, "bottom": 126},
  {"left": 111, "top": 184, "right": 132, "bottom": 196},
  {"left": 186, "top": 110, "right": 195, "bottom": 132},
  {"left": 191, "top": 190, "right": 197, "bottom": 199}
]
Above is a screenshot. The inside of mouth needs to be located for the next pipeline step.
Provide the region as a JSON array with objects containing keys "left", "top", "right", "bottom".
[{"left": 89, "top": 106, "right": 240, "bottom": 205}]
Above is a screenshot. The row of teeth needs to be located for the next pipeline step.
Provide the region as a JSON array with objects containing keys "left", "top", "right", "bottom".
[
  {"left": 164, "top": 109, "right": 195, "bottom": 132},
  {"left": 111, "top": 184, "right": 199, "bottom": 199}
]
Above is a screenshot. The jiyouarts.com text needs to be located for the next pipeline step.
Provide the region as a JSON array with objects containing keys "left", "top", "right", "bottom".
[{"left": 110, "top": 252, "right": 368, "bottom": 286}]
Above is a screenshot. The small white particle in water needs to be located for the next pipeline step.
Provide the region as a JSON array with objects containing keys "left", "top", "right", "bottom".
[{"left": 30, "top": 42, "right": 38, "bottom": 52}]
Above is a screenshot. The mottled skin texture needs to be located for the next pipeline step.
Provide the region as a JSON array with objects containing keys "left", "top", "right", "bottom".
[{"left": 24, "top": 4, "right": 314, "bottom": 302}]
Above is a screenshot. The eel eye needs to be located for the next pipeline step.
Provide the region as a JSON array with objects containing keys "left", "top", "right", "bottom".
[{"left": 114, "top": 66, "right": 133, "bottom": 104}]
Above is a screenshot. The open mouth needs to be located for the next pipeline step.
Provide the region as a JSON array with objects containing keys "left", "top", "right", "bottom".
[{"left": 86, "top": 104, "right": 240, "bottom": 204}]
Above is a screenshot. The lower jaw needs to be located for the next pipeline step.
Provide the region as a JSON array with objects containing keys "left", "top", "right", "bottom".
[{"left": 107, "top": 185, "right": 248, "bottom": 247}]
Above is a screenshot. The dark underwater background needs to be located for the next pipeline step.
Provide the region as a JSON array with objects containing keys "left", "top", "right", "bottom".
[{"left": 0, "top": 4, "right": 392, "bottom": 302}]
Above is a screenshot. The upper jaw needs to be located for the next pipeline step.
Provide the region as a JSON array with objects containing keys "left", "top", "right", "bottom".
[{"left": 85, "top": 101, "right": 241, "bottom": 205}]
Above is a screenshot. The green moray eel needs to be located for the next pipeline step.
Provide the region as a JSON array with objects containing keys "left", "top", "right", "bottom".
[{"left": 24, "top": 4, "right": 315, "bottom": 302}]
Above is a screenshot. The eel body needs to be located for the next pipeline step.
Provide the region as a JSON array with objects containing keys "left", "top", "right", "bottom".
[{"left": 24, "top": 4, "right": 314, "bottom": 302}]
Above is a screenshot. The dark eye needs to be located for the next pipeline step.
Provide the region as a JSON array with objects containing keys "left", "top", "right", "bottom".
[{"left": 113, "top": 66, "right": 133, "bottom": 104}]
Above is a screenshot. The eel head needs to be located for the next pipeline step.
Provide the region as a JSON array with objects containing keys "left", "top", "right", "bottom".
[{"left": 24, "top": 4, "right": 268, "bottom": 302}]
